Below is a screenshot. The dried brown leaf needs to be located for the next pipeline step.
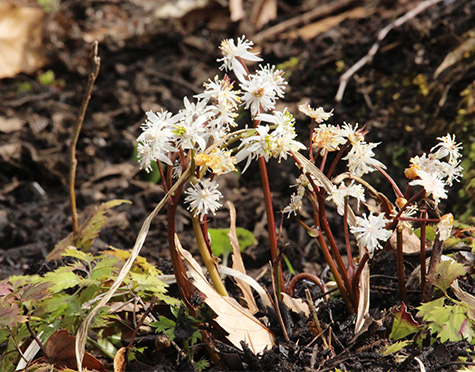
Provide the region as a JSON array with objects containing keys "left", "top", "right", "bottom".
[
  {"left": 177, "top": 237, "right": 274, "bottom": 354},
  {"left": 228, "top": 201, "right": 259, "bottom": 314}
]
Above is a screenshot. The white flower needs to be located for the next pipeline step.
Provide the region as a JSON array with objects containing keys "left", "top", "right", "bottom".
[
  {"left": 217, "top": 36, "right": 262, "bottom": 83},
  {"left": 298, "top": 103, "right": 333, "bottom": 123},
  {"left": 184, "top": 179, "right": 223, "bottom": 221},
  {"left": 195, "top": 76, "right": 241, "bottom": 109},
  {"left": 312, "top": 124, "right": 347, "bottom": 155},
  {"left": 136, "top": 110, "right": 178, "bottom": 169},
  {"left": 195, "top": 148, "right": 237, "bottom": 175},
  {"left": 256, "top": 108, "right": 294, "bottom": 130},
  {"left": 240, "top": 74, "right": 277, "bottom": 117},
  {"left": 270, "top": 124, "right": 306, "bottom": 161},
  {"left": 256, "top": 64, "right": 287, "bottom": 98},
  {"left": 343, "top": 141, "right": 386, "bottom": 177},
  {"left": 235, "top": 125, "right": 272, "bottom": 172},
  {"left": 409, "top": 170, "right": 447, "bottom": 205},
  {"left": 327, "top": 180, "right": 366, "bottom": 216},
  {"left": 339, "top": 122, "right": 364, "bottom": 145},
  {"left": 350, "top": 212, "right": 392, "bottom": 257},
  {"left": 173, "top": 97, "right": 212, "bottom": 152},
  {"left": 431, "top": 134, "right": 462, "bottom": 165}
]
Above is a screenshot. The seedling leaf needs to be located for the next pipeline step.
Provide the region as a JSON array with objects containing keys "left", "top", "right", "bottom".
[
  {"left": 382, "top": 340, "right": 412, "bottom": 356},
  {"left": 428, "top": 259, "right": 467, "bottom": 292}
]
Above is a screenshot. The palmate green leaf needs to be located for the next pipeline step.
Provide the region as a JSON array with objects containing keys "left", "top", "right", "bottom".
[
  {"left": 62, "top": 248, "right": 96, "bottom": 265},
  {"left": 417, "top": 296, "right": 446, "bottom": 319},
  {"left": 428, "top": 259, "right": 467, "bottom": 292},
  {"left": 437, "top": 304, "right": 474, "bottom": 343},
  {"left": 0, "top": 299, "right": 27, "bottom": 328},
  {"left": 90, "top": 256, "right": 120, "bottom": 281}
]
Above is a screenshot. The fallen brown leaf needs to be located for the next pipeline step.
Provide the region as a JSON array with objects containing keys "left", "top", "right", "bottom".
[{"left": 0, "top": 2, "right": 47, "bottom": 78}]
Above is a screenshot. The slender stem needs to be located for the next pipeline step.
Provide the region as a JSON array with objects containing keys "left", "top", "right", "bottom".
[
  {"left": 373, "top": 165, "right": 404, "bottom": 198},
  {"left": 69, "top": 41, "right": 100, "bottom": 239},
  {"left": 317, "top": 192, "right": 355, "bottom": 305},
  {"left": 420, "top": 209, "right": 428, "bottom": 296},
  {"left": 388, "top": 189, "right": 426, "bottom": 230},
  {"left": 422, "top": 233, "right": 444, "bottom": 302},
  {"left": 396, "top": 224, "right": 408, "bottom": 303},
  {"left": 302, "top": 197, "right": 354, "bottom": 313},
  {"left": 326, "top": 142, "right": 349, "bottom": 179},
  {"left": 167, "top": 195, "right": 194, "bottom": 308},
  {"left": 191, "top": 215, "right": 228, "bottom": 296}
]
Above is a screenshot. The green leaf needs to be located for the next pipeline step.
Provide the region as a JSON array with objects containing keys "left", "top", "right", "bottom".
[
  {"left": 42, "top": 270, "right": 80, "bottom": 293},
  {"left": 126, "top": 272, "right": 168, "bottom": 295},
  {"left": 209, "top": 227, "right": 256, "bottom": 257},
  {"left": 417, "top": 296, "right": 446, "bottom": 319},
  {"left": 389, "top": 303, "right": 420, "bottom": 341},
  {"left": 382, "top": 340, "right": 412, "bottom": 356},
  {"left": 62, "top": 248, "right": 96, "bottom": 265},
  {"left": 151, "top": 316, "right": 176, "bottom": 340},
  {"left": 437, "top": 304, "right": 472, "bottom": 343},
  {"left": 0, "top": 299, "right": 27, "bottom": 328},
  {"left": 428, "top": 259, "right": 467, "bottom": 292}
]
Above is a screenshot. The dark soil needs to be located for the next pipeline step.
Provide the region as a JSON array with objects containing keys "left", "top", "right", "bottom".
[{"left": 1, "top": 0, "right": 474, "bottom": 371}]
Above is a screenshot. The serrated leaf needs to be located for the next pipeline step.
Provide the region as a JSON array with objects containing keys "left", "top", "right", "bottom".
[
  {"left": 104, "top": 247, "right": 161, "bottom": 276},
  {"left": 62, "top": 248, "right": 95, "bottom": 265},
  {"left": 47, "top": 199, "right": 131, "bottom": 260},
  {"left": 417, "top": 296, "right": 446, "bottom": 319},
  {"left": 126, "top": 272, "right": 168, "bottom": 295},
  {"left": 390, "top": 303, "right": 420, "bottom": 341},
  {"left": 42, "top": 271, "right": 80, "bottom": 293},
  {"left": 437, "top": 304, "right": 472, "bottom": 343},
  {"left": 0, "top": 299, "right": 27, "bottom": 327},
  {"left": 151, "top": 316, "right": 176, "bottom": 340},
  {"left": 428, "top": 259, "right": 467, "bottom": 292},
  {"left": 382, "top": 340, "right": 412, "bottom": 356}
]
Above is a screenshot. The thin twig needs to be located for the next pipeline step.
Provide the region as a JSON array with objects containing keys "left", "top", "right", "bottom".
[
  {"left": 69, "top": 41, "right": 101, "bottom": 237},
  {"left": 335, "top": 0, "right": 444, "bottom": 102},
  {"left": 25, "top": 320, "right": 47, "bottom": 357}
]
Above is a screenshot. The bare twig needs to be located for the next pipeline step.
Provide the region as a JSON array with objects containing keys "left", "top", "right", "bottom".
[
  {"left": 69, "top": 41, "right": 101, "bottom": 237},
  {"left": 253, "top": 0, "right": 356, "bottom": 44},
  {"left": 335, "top": 0, "right": 444, "bottom": 102}
]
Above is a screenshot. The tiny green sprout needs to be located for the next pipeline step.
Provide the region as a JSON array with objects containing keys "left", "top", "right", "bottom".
[{"left": 208, "top": 227, "right": 256, "bottom": 267}]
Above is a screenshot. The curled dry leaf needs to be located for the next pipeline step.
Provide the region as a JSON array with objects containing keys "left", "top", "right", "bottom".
[
  {"left": 177, "top": 236, "right": 274, "bottom": 354},
  {"left": 45, "top": 329, "right": 105, "bottom": 371}
]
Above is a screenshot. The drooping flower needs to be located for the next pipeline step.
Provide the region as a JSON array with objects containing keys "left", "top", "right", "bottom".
[
  {"left": 350, "top": 212, "right": 392, "bottom": 257},
  {"left": 217, "top": 36, "right": 262, "bottom": 83},
  {"left": 184, "top": 178, "right": 223, "bottom": 221},
  {"left": 298, "top": 103, "right": 333, "bottom": 123}
]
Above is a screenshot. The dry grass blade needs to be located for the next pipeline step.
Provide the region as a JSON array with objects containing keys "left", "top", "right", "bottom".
[
  {"left": 292, "top": 151, "right": 334, "bottom": 193},
  {"left": 75, "top": 166, "right": 191, "bottom": 372},
  {"left": 177, "top": 237, "right": 274, "bottom": 354}
]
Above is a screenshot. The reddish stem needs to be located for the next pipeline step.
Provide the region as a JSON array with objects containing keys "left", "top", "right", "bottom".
[
  {"left": 351, "top": 252, "right": 369, "bottom": 299},
  {"left": 396, "top": 225, "right": 408, "bottom": 304},
  {"left": 419, "top": 209, "right": 428, "bottom": 296}
]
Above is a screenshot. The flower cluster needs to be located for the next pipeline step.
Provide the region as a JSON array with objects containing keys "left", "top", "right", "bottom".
[{"left": 405, "top": 134, "right": 463, "bottom": 205}]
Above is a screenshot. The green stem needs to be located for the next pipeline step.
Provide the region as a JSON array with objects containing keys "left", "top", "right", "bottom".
[{"left": 191, "top": 215, "right": 229, "bottom": 296}]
